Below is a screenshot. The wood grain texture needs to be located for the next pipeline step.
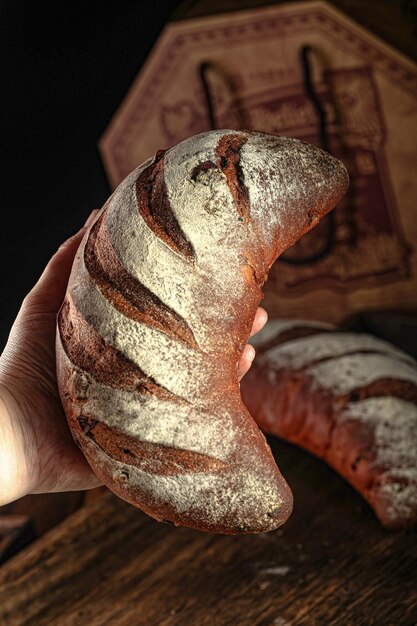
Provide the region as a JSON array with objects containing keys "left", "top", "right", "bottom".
[
  {"left": 0, "top": 438, "right": 416, "bottom": 626},
  {"left": 0, "top": 492, "right": 84, "bottom": 542},
  {"left": 0, "top": 516, "right": 34, "bottom": 565}
]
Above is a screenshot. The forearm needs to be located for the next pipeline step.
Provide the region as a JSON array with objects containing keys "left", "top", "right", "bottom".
[{"left": 0, "top": 383, "right": 35, "bottom": 505}]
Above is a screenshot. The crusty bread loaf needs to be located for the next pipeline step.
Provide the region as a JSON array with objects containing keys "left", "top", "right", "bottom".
[
  {"left": 56, "top": 130, "right": 348, "bottom": 534},
  {"left": 242, "top": 319, "right": 417, "bottom": 528}
]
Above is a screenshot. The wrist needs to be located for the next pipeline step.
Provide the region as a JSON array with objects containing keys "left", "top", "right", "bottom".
[{"left": 0, "top": 382, "right": 37, "bottom": 505}]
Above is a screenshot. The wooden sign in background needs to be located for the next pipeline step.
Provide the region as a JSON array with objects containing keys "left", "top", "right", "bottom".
[{"left": 100, "top": 1, "right": 417, "bottom": 323}]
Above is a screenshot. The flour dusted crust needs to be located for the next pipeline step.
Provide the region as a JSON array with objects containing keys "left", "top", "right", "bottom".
[
  {"left": 335, "top": 398, "right": 417, "bottom": 527},
  {"left": 56, "top": 131, "right": 348, "bottom": 534},
  {"left": 242, "top": 319, "right": 417, "bottom": 528}
]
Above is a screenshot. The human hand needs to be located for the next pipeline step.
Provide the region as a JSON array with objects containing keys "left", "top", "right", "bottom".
[{"left": 0, "top": 210, "right": 267, "bottom": 505}]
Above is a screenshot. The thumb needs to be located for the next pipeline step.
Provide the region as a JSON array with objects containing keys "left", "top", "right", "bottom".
[{"left": 25, "top": 209, "right": 99, "bottom": 315}]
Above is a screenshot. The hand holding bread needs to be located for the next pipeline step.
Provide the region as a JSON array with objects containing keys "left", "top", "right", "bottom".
[{"left": 0, "top": 211, "right": 266, "bottom": 505}]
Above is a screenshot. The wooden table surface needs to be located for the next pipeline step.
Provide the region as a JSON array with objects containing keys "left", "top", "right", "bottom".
[{"left": 0, "top": 438, "right": 416, "bottom": 626}]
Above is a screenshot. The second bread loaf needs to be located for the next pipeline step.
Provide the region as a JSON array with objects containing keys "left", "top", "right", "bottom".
[{"left": 242, "top": 319, "right": 417, "bottom": 528}]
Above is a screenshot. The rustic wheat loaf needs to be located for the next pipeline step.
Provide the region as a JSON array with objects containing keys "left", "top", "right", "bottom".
[
  {"left": 56, "top": 130, "right": 348, "bottom": 534},
  {"left": 243, "top": 319, "right": 417, "bottom": 528}
]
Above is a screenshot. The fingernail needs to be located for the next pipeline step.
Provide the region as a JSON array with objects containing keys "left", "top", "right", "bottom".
[
  {"left": 259, "top": 307, "right": 268, "bottom": 324},
  {"left": 84, "top": 209, "right": 99, "bottom": 228},
  {"left": 247, "top": 345, "right": 256, "bottom": 362}
]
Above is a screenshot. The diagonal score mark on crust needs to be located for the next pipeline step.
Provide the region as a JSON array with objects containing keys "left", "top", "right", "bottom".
[
  {"left": 77, "top": 415, "right": 229, "bottom": 476},
  {"left": 337, "top": 377, "right": 417, "bottom": 406},
  {"left": 189, "top": 134, "right": 251, "bottom": 221},
  {"left": 215, "top": 133, "right": 250, "bottom": 222},
  {"left": 135, "top": 149, "right": 195, "bottom": 260},
  {"left": 84, "top": 210, "right": 199, "bottom": 349},
  {"left": 256, "top": 327, "right": 334, "bottom": 355},
  {"left": 58, "top": 297, "right": 183, "bottom": 402}
]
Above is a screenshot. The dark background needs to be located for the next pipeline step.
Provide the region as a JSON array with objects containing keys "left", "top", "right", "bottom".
[{"left": 0, "top": 0, "right": 180, "bottom": 352}]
